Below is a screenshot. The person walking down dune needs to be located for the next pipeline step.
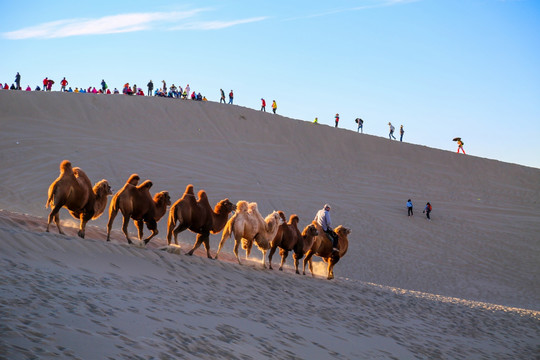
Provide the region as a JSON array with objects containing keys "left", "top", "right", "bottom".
[
  {"left": 261, "top": 98, "right": 266, "bottom": 112},
  {"left": 355, "top": 118, "right": 363, "bottom": 133},
  {"left": 272, "top": 100, "right": 277, "bottom": 114},
  {"left": 228, "top": 90, "right": 234, "bottom": 104},
  {"left": 220, "top": 89, "right": 226, "bottom": 103},
  {"left": 406, "top": 199, "right": 413, "bottom": 217},
  {"left": 457, "top": 139, "right": 466, "bottom": 154},
  {"left": 388, "top": 122, "right": 396, "bottom": 140},
  {"left": 423, "top": 202, "right": 432, "bottom": 221}
]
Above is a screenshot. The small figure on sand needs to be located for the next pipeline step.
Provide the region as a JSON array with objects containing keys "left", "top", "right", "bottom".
[
  {"left": 406, "top": 199, "right": 413, "bottom": 217},
  {"left": 355, "top": 118, "right": 363, "bottom": 133},
  {"left": 400, "top": 125, "right": 404, "bottom": 142},
  {"left": 313, "top": 117, "right": 318, "bottom": 124},
  {"left": 453, "top": 137, "right": 466, "bottom": 154},
  {"left": 261, "top": 98, "right": 266, "bottom": 112},
  {"left": 335, "top": 114, "right": 339, "bottom": 128},
  {"left": 272, "top": 100, "right": 277, "bottom": 114},
  {"left": 423, "top": 202, "right": 432, "bottom": 221},
  {"left": 388, "top": 122, "right": 396, "bottom": 140}
]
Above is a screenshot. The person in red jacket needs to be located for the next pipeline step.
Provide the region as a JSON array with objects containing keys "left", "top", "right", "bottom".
[
  {"left": 335, "top": 113, "right": 340, "bottom": 128},
  {"left": 60, "top": 77, "right": 68, "bottom": 92},
  {"left": 43, "top": 77, "right": 48, "bottom": 90},
  {"left": 261, "top": 98, "right": 266, "bottom": 112}
]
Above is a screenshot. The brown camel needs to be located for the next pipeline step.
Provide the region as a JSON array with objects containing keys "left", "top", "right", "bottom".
[
  {"left": 302, "top": 222, "right": 351, "bottom": 279},
  {"left": 216, "top": 201, "right": 281, "bottom": 267},
  {"left": 166, "top": 184, "right": 236, "bottom": 258},
  {"left": 46, "top": 160, "right": 112, "bottom": 238},
  {"left": 106, "top": 176, "right": 171, "bottom": 245},
  {"left": 269, "top": 212, "right": 319, "bottom": 273}
]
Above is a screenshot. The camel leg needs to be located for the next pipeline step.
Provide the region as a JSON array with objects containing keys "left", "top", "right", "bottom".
[
  {"left": 143, "top": 220, "right": 159, "bottom": 245},
  {"left": 268, "top": 244, "right": 278, "bottom": 270},
  {"left": 293, "top": 252, "right": 301, "bottom": 274},
  {"left": 327, "top": 262, "right": 334, "bottom": 280},
  {"left": 279, "top": 248, "right": 288, "bottom": 271},
  {"left": 47, "top": 205, "right": 65, "bottom": 234},
  {"left": 186, "top": 233, "right": 205, "bottom": 256},
  {"left": 309, "top": 258, "right": 314, "bottom": 277},
  {"left": 215, "top": 232, "right": 232, "bottom": 260},
  {"left": 121, "top": 214, "right": 133, "bottom": 244},
  {"left": 172, "top": 223, "right": 188, "bottom": 246},
  {"left": 261, "top": 249, "right": 267, "bottom": 269},
  {"left": 77, "top": 214, "right": 89, "bottom": 238},
  {"left": 135, "top": 220, "right": 144, "bottom": 241},
  {"left": 233, "top": 237, "right": 242, "bottom": 265},
  {"left": 201, "top": 233, "right": 213, "bottom": 259},
  {"left": 303, "top": 250, "right": 314, "bottom": 275},
  {"left": 106, "top": 207, "right": 119, "bottom": 241}
]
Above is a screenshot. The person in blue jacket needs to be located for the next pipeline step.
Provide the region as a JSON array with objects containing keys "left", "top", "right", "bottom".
[{"left": 406, "top": 199, "right": 413, "bottom": 217}]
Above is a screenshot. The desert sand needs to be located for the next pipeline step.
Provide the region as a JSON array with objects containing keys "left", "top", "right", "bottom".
[{"left": 0, "top": 90, "right": 539, "bottom": 359}]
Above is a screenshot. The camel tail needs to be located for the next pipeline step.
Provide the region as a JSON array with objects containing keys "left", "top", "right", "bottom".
[
  {"left": 167, "top": 205, "right": 179, "bottom": 230},
  {"left": 45, "top": 182, "right": 57, "bottom": 208}
]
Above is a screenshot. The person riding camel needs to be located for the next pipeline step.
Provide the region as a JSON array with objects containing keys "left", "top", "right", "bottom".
[{"left": 314, "top": 204, "right": 340, "bottom": 251}]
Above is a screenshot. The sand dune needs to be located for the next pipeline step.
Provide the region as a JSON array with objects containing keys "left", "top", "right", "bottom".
[{"left": 0, "top": 91, "right": 539, "bottom": 358}]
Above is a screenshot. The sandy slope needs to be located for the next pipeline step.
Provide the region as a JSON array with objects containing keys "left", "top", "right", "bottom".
[{"left": 0, "top": 91, "right": 539, "bottom": 358}]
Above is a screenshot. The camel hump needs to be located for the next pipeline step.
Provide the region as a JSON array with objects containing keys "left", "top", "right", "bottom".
[
  {"left": 236, "top": 200, "right": 249, "bottom": 213},
  {"left": 184, "top": 184, "right": 194, "bottom": 195},
  {"left": 278, "top": 211, "right": 287, "bottom": 223},
  {"left": 289, "top": 214, "right": 299, "bottom": 224},
  {"left": 247, "top": 202, "right": 258, "bottom": 212},
  {"left": 126, "top": 174, "right": 140, "bottom": 185},
  {"left": 137, "top": 180, "right": 153, "bottom": 190},
  {"left": 60, "top": 160, "right": 72, "bottom": 173},
  {"left": 197, "top": 189, "right": 207, "bottom": 200}
]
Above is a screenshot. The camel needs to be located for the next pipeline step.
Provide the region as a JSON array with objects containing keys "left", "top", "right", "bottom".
[
  {"left": 46, "top": 160, "right": 112, "bottom": 238},
  {"left": 106, "top": 175, "right": 171, "bottom": 245},
  {"left": 268, "top": 212, "right": 319, "bottom": 274},
  {"left": 302, "top": 222, "right": 351, "bottom": 280},
  {"left": 215, "top": 201, "right": 281, "bottom": 267},
  {"left": 166, "top": 184, "right": 236, "bottom": 258}
]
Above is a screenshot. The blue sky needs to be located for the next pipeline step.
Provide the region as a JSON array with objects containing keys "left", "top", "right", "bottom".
[{"left": 2, "top": 0, "right": 539, "bottom": 168}]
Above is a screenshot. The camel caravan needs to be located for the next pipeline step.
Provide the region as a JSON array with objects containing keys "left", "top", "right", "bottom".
[{"left": 46, "top": 160, "right": 351, "bottom": 280}]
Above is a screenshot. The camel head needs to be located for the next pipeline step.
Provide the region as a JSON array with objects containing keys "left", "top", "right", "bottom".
[
  {"left": 265, "top": 211, "right": 281, "bottom": 232},
  {"left": 302, "top": 223, "right": 318, "bottom": 237},
  {"left": 216, "top": 198, "right": 236, "bottom": 214},
  {"left": 94, "top": 179, "right": 112, "bottom": 197},
  {"left": 155, "top": 191, "right": 171, "bottom": 207},
  {"left": 335, "top": 225, "right": 351, "bottom": 238}
]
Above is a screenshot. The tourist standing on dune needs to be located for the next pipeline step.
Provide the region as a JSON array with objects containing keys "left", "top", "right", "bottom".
[
  {"left": 272, "top": 100, "right": 277, "bottom": 114},
  {"left": 229, "top": 90, "right": 234, "bottom": 104},
  {"left": 147, "top": 80, "right": 153, "bottom": 96},
  {"left": 400, "top": 125, "right": 404, "bottom": 142},
  {"left": 335, "top": 113, "right": 339, "bottom": 128},
  {"left": 388, "top": 122, "right": 396, "bottom": 140},
  {"left": 406, "top": 199, "right": 413, "bottom": 217},
  {"left": 261, "top": 98, "right": 266, "bottom": 112},
  {"left": 14, "top": 72, "right": 21, "bottom": 90}
]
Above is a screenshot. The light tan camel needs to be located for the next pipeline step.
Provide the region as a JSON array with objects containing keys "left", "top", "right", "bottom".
[
  {"left": 215, "top": 201, "right": 281, "bottom": 267},
  {"left": 106, "top": 176, "right": 171, "bottom": 245},
  {"left": 166, "top": 184, "right": 236, "bottom": 258},
  {"left": 269, "top": 212, "right": 319, "bottom": 273},
  {"left": 302, "top": 222, "right": 351, "bottom": 279},
  {"left": 46, "top": 160, "right": 112, "bottom": 238}
]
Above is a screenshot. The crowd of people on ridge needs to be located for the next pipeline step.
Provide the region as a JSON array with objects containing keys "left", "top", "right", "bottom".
[{"left": 3, "top": 72, "right": 465, "bottom": 154}]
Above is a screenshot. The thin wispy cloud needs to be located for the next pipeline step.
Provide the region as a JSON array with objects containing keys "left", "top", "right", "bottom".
[
  {"left": 171, "top": 17, "right": 267, "bottom": 31},
  {"left": 2, "top": 9, "right": 266, "bottom": 40},
  {"left": 283, "top": 0, "right": 420, "bottom": 21}
]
